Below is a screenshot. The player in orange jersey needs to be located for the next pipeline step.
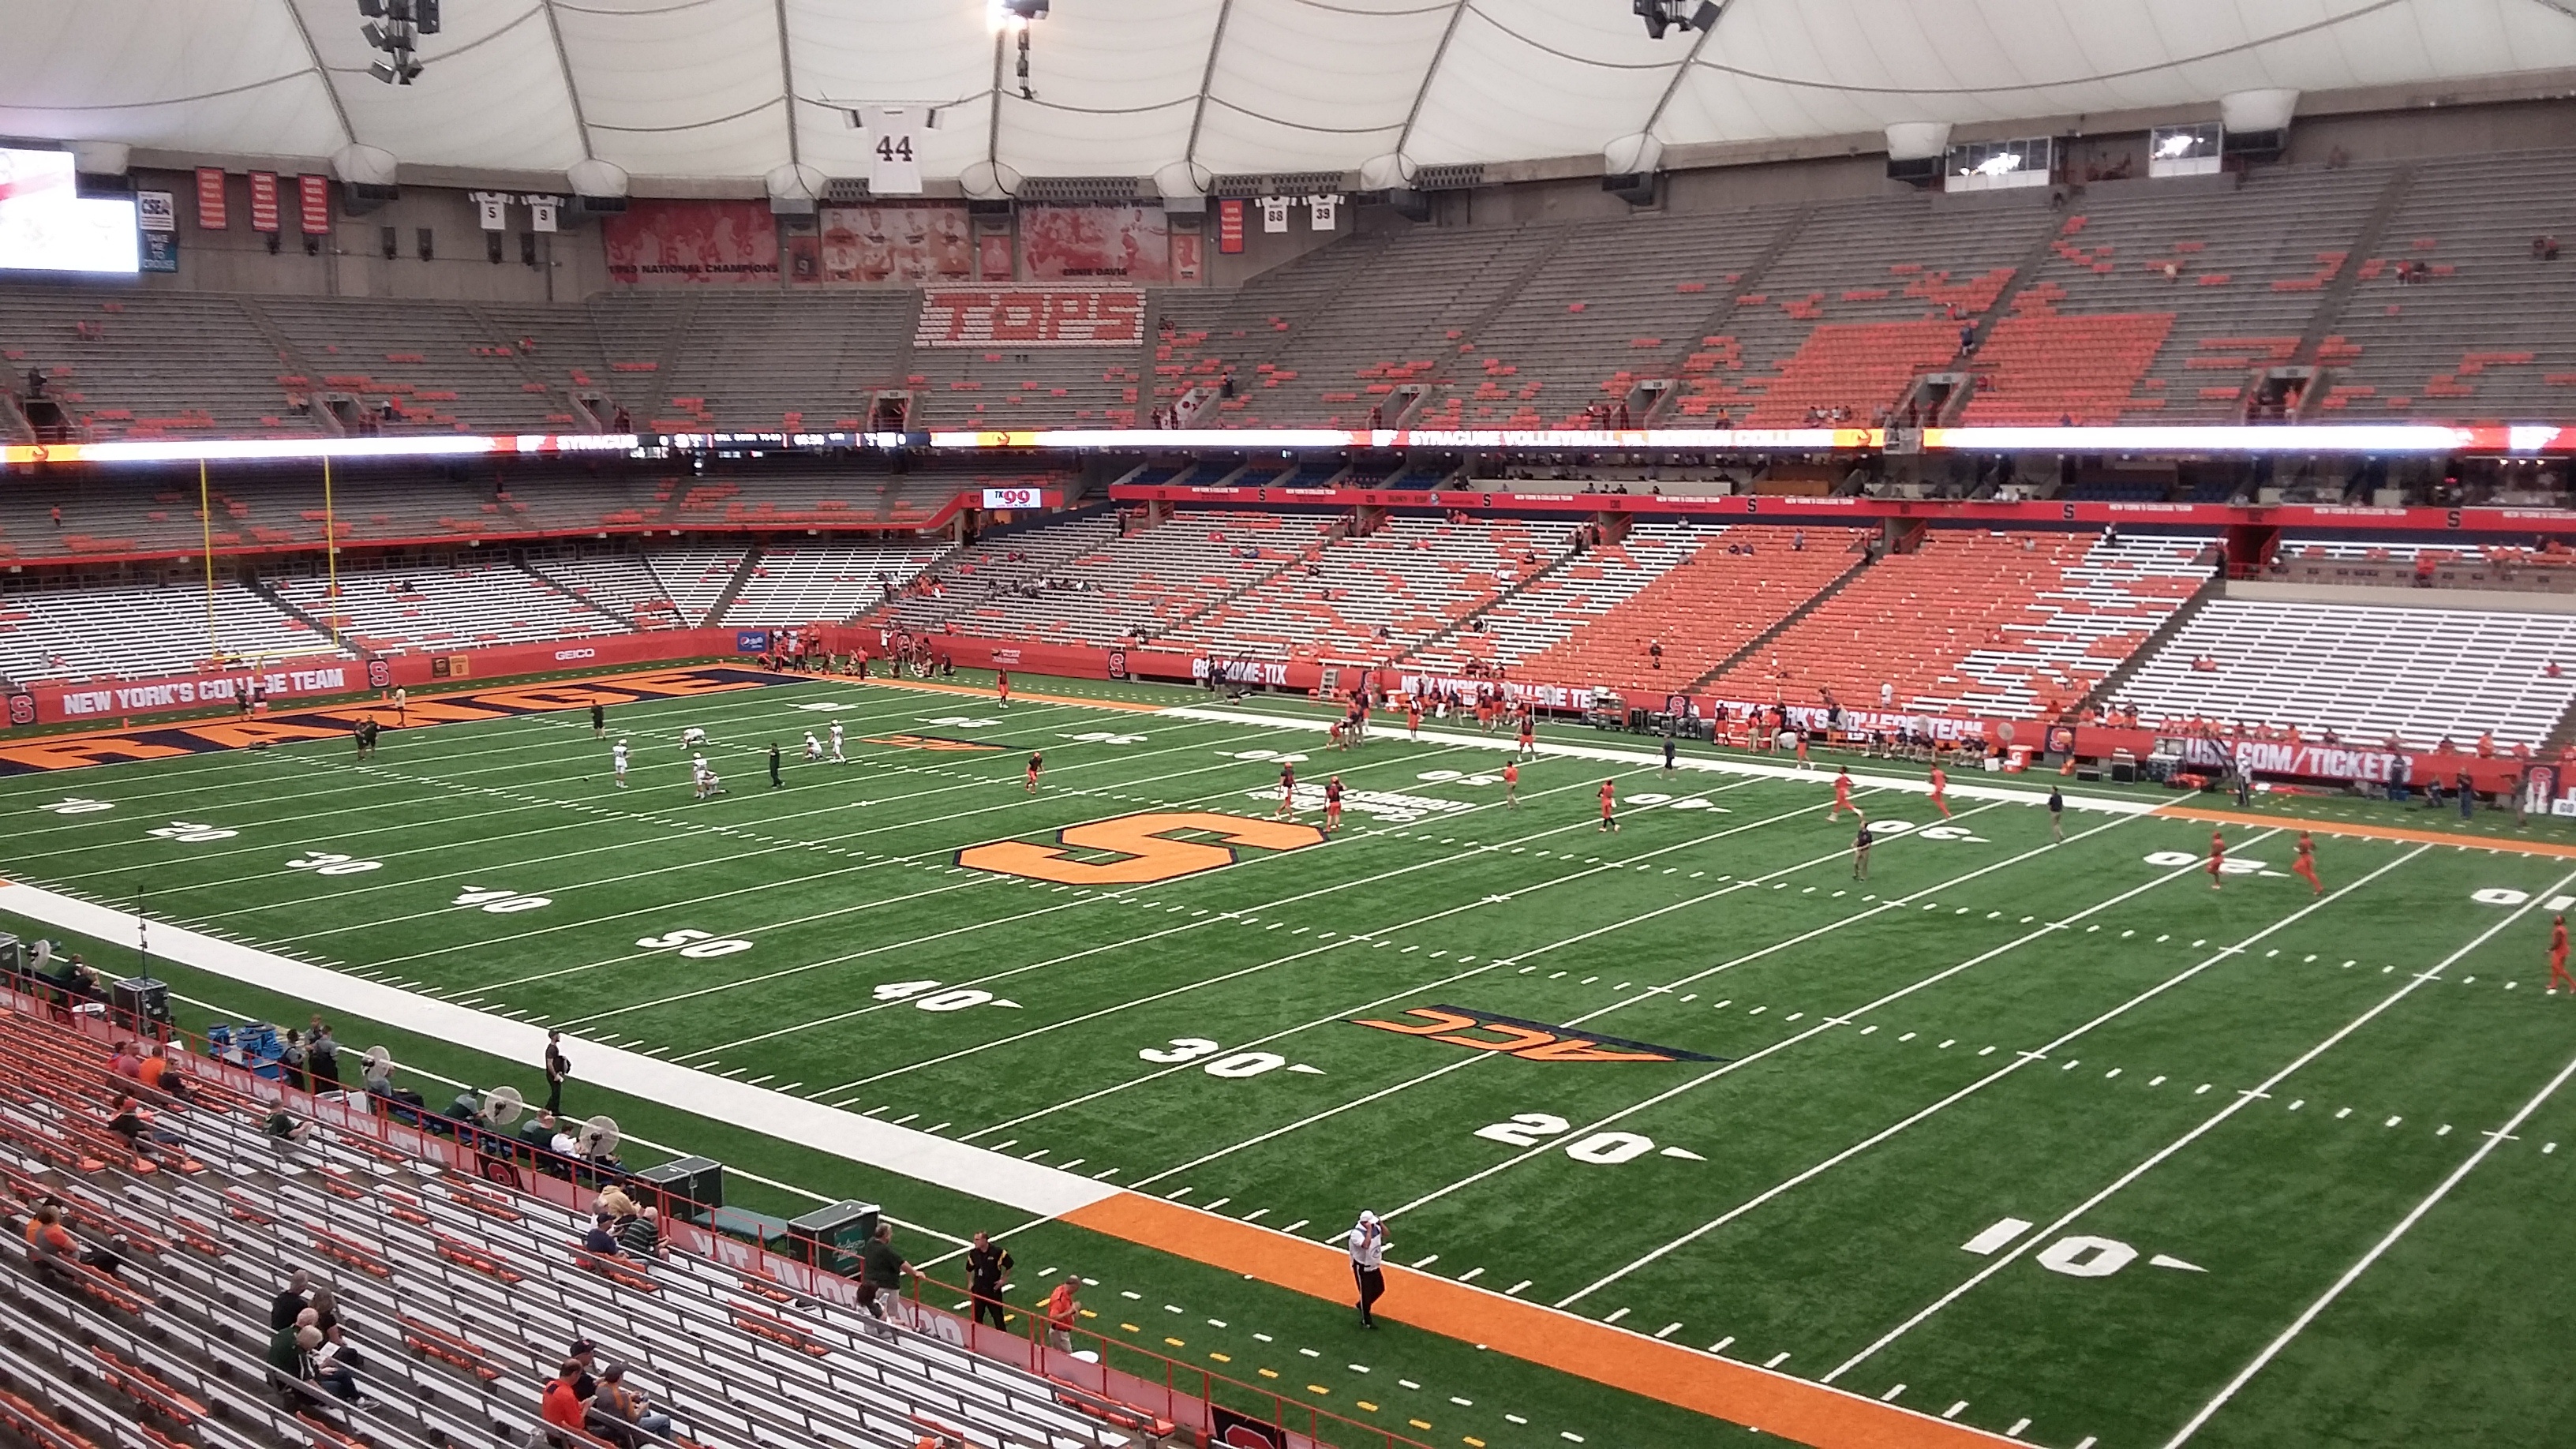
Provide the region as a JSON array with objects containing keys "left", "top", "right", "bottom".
[
  {"left": 1406, "top": 702, "right": 1421, "bottom": 739},
  {"left": 2551, "top": 914, "right": 2573, "bottom": 995},
  {"left": 1276, "top": 761, "right": 1297, "bottom": 818},
  {"left": 1503, "top": 760, "right": 1519, "bottom": 808},
  {"left": 1831, "top": 766, "right": 1855, "bottom": 820},
  {"left": 2207, "top": 828, "right": 2226, "bottom": 889},
  {"left": 1024, "top": 751, "right": 1043, "bottom": 794},
  {"left": 995, "top": 668, "right": 1010, "bottom": 709},
  {"left": 1597, "top": 778, "right": 1619, "bottom": 833},
  {"left": 1324, "top": 776, "right": 1345, "bottom": 833},
  {"left": 2291, "top": 830, "right": 2322, "bottom": 895},
  {"left": 1928, "top": 763, "right": 1953, "bottom": 819}
]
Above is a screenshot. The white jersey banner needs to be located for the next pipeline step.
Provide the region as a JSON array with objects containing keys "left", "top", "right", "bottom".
[{"left": 863, "top": 107, "right": 926, "bottom": 195}]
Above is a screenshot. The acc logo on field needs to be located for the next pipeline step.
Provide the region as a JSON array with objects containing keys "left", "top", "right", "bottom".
[
  {"left": 960, "top": 810, "right": 1324, "bottom": 886},
  {"left": 365, "top": 658, "right": 392, "bottom": 690},
  {"left": 862, "top": 733, "right": 1005, "bottom": 753},
  {"left": 1353, "top": 1006, "right": 1718, "bottom": 1064}
]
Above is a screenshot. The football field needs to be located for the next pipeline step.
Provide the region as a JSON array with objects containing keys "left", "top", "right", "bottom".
[{"left": 6, "top": 667, "right": 2576, "bottom": 1449}]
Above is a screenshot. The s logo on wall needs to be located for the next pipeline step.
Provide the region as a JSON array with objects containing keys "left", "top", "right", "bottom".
[
  {"left": 366, "top": 659, "right": 393, "bottom": 690},
  {"left": 1106, "top": 650, "right": 1129, "bottom": 680},
  {"left": 6, "top": 695, "right": 32, "bottom": 727}
]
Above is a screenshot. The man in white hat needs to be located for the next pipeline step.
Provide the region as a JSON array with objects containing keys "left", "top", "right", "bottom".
[{"left": 1348, "top": 1211, "right": 1389, "bottom": 1328}]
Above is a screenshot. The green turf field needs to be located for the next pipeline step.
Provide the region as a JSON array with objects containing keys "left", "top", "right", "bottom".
[{"left": 6, "top": 669, "right": 2576, "bottom": 1449}]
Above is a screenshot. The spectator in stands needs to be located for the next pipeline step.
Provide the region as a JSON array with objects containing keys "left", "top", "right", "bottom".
[
  {"left": 616, "top": 1204, "right": 662, "bottom": 1260},
  {"left": 858, "top": 1222, "right": 917, "bottom": 1331},
  {"left": 590, "top": 1363, "right": 683, "bottom": 1444},
  {"left": 582, "top": 1213, "right": 624, "bottom": 1258},
  {"left": 2534, "top": 236, "right": 2560, "bottom": 262},
  {"left": 541, "top": 1359, "right": 593, "bottom": 1447},
  {"left": 105, "top": 1092, "right": 180, "bottom": 1161},
  {"left": 109, "top": 1039, "right": 143, "bottom": 1080},
  {"left": 308, "top": 1019, "right": 342, "bottom": 1091},
  {"left": 302, "top": 1322, "right": 363, "bottom": 1403},
  {"left": 271, "top": 1268, "right": 313, "bottom": 1331},
  {"left": 612, "top": 406, "right": 633, "bottom": 432},
  {"left": 138, "top": 1043, "right": 190, "bottom": 1102},
  {"left": 278, "top": 1029, "right": 309, "bottom": 1090},
  {"left": 519, "top": 1110, "right": 561, "bottom": 1160},
  {"left": 24, "top": 1204, "right": 113, "bottom": 1289},
  {"left": 267, "top": 1308, "right": 315, "bottom": 1386}
]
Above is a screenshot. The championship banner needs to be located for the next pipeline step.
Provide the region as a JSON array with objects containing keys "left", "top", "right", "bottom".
[
  {"left": 297, "top": 174, "right": 331, "bottom": 235},
  {"left": 860, "top": 106, "right": 925, "bottom": 195},
  {"left": 247, "top": 171, "right": 279, "bottom": 232},
  {"left": 915, "top": 286, "right": 1144, "bottom": 347},
  {"left": 601, "top": 199, "right": 781, "bottom": 285},
  {"left": 470, "top": 191, "right": 508, "bottom": 230},
  {"left": 1260, "top": 196, "right": 1289, "bottom": 233},
  {"left": 193, "top": 167, "right": 227, "bottom": 230},
  {"left": 1018, "top": 204, "right": 1170, "bottom": 283},
  {"left": 1216, "top": 198, "right": 1245, "bottom": 254}
]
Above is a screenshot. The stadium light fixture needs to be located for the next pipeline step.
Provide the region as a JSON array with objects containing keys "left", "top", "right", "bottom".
[
  {"left": 358, "top": 0, "right": 436, "bottom": 85},
  {"left": 1632, "top": 0, "right": 1720, "bottom": 39}
]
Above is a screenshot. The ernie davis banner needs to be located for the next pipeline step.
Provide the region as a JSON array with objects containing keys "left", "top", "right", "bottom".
[{"left": 914, "top": 286, "right": 1144, "bottom": 347}]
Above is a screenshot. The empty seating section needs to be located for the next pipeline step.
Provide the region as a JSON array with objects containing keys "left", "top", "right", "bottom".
[
  {"left": 1441, "top": 212, "right": 1793, "bottom": 427},
  {"left": 1521, "top": 526, "right": 1867, "bottom": 691},
  {"left": 2305, "top": 151, "right": 2576, "bottom": 418},
  {"left": 2005, "top": 167, "right": 2394, "bottom": 420},
  {"left": 915, "top": 511, "right": 1333, "bottom": 646},
  {"left": 1169, "top": 517, "right": 1552, "bottom": 661},
  {"left": 874, "top": 515, "right": 1125, "bottom": 633},
  {"left": 1675, "top": 196, "right": 2050, "bottom": 425},
  {"left": 906, "top": 346, "right": 1147, "bottom": 429},
  {"left": 1408, "top": 522, "right": 1705, "bottom": 673},
  {"left": 2, "top": 286, "right": 315, "bottom": 437},
  {"left": 647, "top": 548, "right": 753, "bottom": 626},
  {"left": 0, "top": 579, "right": 343, "bottom": 683},
  {"left": 1149, "top": 242, "right": 1391, "bottom": 422},
  {"left": 1185, "top": 229, "right": 1569, "bottom": 429},
  {"left": 522, "top": 549, "right": 687, "bottom": 628},
  {"left": 0, "top": 1004, "right": 1135, "bottom": 1449},
  {"left": 655, "top": 292, "right": 917, "bottom": 431},
  {"left": 724, "top": 543, "right": 953, "bottom": 624},
  {"left": 271, "top": 560, "right": 625, "bottom": 652},
  {"left": 2121, "top": 599, "right": 2576, "bottom": 746},
  {"left": 1956, "top": 312, "right": 2174, "bottom": 423},
  {"left": 1713, "top": 530, "right": 2207, "bottom": 718},
  {"left": 258, "top": 297, "right": 565, "bottom": 432}
]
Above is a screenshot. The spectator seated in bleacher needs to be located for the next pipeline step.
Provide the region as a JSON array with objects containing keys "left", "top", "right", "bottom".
[
  {"left": 582, "top": 1213, "right": 626, "bottom": 1258},
  {"left": 363, "top": 1053, "right": 427, "bottom": 1119},
  {"left": 542, "top": 1357, "right": 594, "bottom": 1447},
  {"left": 588, "top": 1361, "right": 687, "bottom": 1447},
  {"left": 22, "top": 1201, "right": 124, "bottom": 1288}
]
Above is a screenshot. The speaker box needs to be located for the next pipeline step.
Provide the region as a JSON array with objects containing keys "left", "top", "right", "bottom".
[
  {"left": 635, "top": 1155, "right": 725, "bottom": 1217},
  {"left": 784, "top": 1200, "right": 880, "bottom": 1275},
  {"left": 111, "top": 975, "right": 170, "bottom": 1034}
]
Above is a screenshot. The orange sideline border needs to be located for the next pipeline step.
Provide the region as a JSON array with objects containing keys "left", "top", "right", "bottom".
[
  {"left": 2150, "top": 803, "right": 2576, "bottom": 858},
  {"left": 1065, "top": 1193, "right": 2013, "bottom": 1449}
]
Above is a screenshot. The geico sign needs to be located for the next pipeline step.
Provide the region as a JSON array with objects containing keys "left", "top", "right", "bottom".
[
  {"left": 553, "top": 647, "right": 599, "bottom": 662},
  {"left": 915, "top": 288, "right": 1144, "bottom": 347}
]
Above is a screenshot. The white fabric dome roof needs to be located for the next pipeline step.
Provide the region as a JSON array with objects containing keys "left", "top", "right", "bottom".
[{"left": 2, "top": 0, "right": 2570, "bottom": 188}]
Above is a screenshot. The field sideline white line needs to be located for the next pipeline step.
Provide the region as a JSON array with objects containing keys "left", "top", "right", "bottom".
[
  {"left": 1820, "top": 861, "right": 2576, "bottom": 1384},
  {"left": 2162, "top": 1040, "right": 2576, "bottom": 1446},
  {"left": 0, "top": 875, "right": 1119, "bottom": 1219},
  {"left": 1557, "top": 839, "right": 2423, "bottom": 1308},
  {"left": 1161, "top": 707, "right": 2159, "bottom": 818}
]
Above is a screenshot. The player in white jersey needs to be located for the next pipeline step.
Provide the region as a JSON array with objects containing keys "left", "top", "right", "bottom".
[
  {"left": 803, "top": 731, "right": 824, "bottom": 762},
  {"left": 682, "top": 726, "right": 708, "bottom": 749},
  {"left": 612, "top": 741, "right": 630, "bottom": 789},
  {"left": 829, "top": 721, "right": 846, "bottom": 762}
]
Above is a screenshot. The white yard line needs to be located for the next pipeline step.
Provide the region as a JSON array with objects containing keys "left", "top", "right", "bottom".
[
  {"left": 0, "top": 874, "right": 1118, "bottom": 1219},
  {"left": 1557, "top": 841, "right": 2424, "bottom": 1309},
  {"left": 1821, "top": 863, "right": 2576, "bottom": 1385},
  {"left": 2161, "top": 1041, "right": 2576, "bottom": 1447}
]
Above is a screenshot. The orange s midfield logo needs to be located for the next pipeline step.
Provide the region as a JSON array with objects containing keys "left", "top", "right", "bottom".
[{"left": 1352, "top": 1006, "right": 1718, "bottom": 1064}]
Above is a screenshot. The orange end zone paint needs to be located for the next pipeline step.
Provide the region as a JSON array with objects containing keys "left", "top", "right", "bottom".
[{"left": 1061, "top": 1193, "right": 2013, "bottom": 1449}]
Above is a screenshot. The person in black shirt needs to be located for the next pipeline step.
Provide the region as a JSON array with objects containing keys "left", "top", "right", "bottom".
[
  {"left": 270, "top": 1268, "right": 312, "bottom": 1331},
  {"left": 1852, "top": 818, "right": 1874, "bottom": 880},
  {"left": 591, "top": 702, "right": 608, "bottom": 739},
  {"left": 768, "top": 742, "right": 783, "bottom": 788},
  {"left": 965, "top": 1231, "right": 1014, "bottom": 1331},
  {"left": 544, "top": 1031, "right": 571, "bottom": 1116},
  {"left": 2046, "top": 785, "right": 2065, "bottom": 843}
]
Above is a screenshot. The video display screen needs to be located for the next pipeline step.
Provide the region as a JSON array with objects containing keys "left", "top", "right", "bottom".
[{"left": 0, "top": 148, "right": 139, "bottom": 274}]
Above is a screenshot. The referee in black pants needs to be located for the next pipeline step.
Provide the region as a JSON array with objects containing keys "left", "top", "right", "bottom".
[{"left": 1348, "top": 1211, "right": 1387, "bottom": 1327}]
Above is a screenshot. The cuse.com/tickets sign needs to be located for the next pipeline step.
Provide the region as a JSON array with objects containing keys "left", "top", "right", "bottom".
[{"left": 915, "top": 286, "right": 1144, "bottom": 347}]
